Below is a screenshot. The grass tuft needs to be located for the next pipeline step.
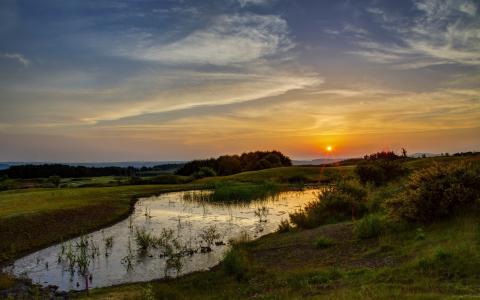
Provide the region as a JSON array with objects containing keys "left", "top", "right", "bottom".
[{"left": 314, "top": 236, "right": 335, "bottom": 248}]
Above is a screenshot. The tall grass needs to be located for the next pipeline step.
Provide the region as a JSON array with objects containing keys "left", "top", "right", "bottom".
[
  {"left": 184, "top": 181, "right": 280, "bottom": 203},
  {"left": 223, "top": 247, "right": 249, "bottom": 281},
  {"left": 354, "top": 214, "right": 385, "bottom": 239}
]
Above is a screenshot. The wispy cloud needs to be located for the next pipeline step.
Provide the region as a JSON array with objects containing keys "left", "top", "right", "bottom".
[
  {"left": 0, "top": 53, "right": 29, "bottom": 67},
  {"left": 238, "top": 0, "right": 275, "bottom": 8},
  {"left": 114, "top": 13, "right": 293, "bottom": 66},
  {"left": 350, "top": 0, "right": 480, "bottom": 69}
]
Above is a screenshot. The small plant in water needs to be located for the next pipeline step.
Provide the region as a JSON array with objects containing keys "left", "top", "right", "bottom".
[
  {"left": 199, "top": 225, "right": 221, "bottom": 250},
  {"left": 144, "top": 206, "right": 152, "bottom": 219},
  {"left": 121, "top": 236, "right": 135, "bottom": 271},
  {"left": 103, "top": 235, "right": 114, "bottom": 256},
  {"left": 134, "top": 227, "right": 156, "bottom": 254},
  {"left": 254, "top": 206, "right": 269, "bottom": 223}
]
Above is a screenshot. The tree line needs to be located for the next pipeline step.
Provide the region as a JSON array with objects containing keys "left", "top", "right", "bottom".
[
  {"left": 0, "top": 163, "right": 186, "bottom": 179},
  {"left": 175, "top": 150, "right": 292, "bottom": 177}
]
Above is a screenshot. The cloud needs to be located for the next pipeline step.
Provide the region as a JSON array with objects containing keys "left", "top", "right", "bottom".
[
  {"left": 114, "top": 13, "right": 293, "bottom": 66},
  {"left": 0, "top": 53, "right": 30, "bottom": 67},
  {"left": 350, "top": 0, "right": 480, "bottom": 68},
  {"left": 238, "top": 0, "right": 275, "bottom": 7}
]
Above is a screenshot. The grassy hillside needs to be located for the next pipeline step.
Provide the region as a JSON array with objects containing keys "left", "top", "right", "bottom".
[{"left": 1, "top": 156, "right": 479, "bottom": 298}]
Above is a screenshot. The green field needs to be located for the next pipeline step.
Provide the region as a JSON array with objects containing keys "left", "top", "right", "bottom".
[
  {"left": 1, "top": 156, "right": 479, "bottom": 299},
  {"left": 0, "top": 184, "right": 203, "bottom": 263}
]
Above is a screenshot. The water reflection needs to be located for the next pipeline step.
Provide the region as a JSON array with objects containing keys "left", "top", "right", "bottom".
[{"left": 5, "top": 189, "right": 319, "bottom": 291}]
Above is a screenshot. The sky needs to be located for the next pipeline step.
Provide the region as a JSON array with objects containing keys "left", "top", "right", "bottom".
[{"left": 0, "top": 0, "right": 479, "bottom": 161}]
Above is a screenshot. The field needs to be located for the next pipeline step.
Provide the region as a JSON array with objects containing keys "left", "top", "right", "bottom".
[
  {"left": 0, "top": 184, "right": 202, "bottom": 263},
  {"left": 1, "top": 155, "right": 479, "bottom": 299}
]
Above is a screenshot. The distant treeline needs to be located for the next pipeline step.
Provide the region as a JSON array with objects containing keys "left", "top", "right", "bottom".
[
  {"left": 175, "top": 151, "right": 292, "bottom": 177},
  {"left": 0, "top": 163, "right": 184, "bottom": 179}
]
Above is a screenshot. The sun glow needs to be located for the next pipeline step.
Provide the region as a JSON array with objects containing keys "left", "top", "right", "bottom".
[{"left": 326, "top": 145, "right": 333, "bottom": 152}]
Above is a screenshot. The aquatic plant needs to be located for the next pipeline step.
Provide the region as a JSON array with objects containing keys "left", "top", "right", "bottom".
[
  {"left": 254, "top": 206, "right": 269, "bottom": 223},
  {"left": 121, "top": 236, "right": 135, "bottom": 271},
  {"left": 103, "top": 235, "right": 114, "bottom": 256},
  {"left": 199, "top": 225, "right": 221, "bottom": 249},
  {"left": 134, "top": 227, "right": 156, "bottom": 253}
]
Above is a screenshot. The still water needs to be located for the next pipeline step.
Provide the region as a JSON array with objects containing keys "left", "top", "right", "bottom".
[{"left": 5, "top": 189, "right": 319, "bottom": 291}]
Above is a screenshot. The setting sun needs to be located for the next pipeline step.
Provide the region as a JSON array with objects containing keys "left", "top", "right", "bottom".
[{"left": 326, "top": 146, "right": 333, "bottom": 152}]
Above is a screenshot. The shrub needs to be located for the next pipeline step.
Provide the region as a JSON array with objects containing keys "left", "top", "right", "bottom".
[
  {"left": 277, "top": 219, "right": 291, "bottom": 233},
  {"left": 193, "top": 167, "right": 217, "bottom": 179},
  {"left": 355, "top": 160, "right": 407, "bottom": 186},
  {"left": 290, "top": 180, "right": 367, "bottom": 228},
  {"left": 386, "top": 162, "right": 480, "bottom": 223},
  {"left": 314, "top": 236, "right": 335, "bottom": 248},
  {"left": 223, "top": 247, "right": 249, "bottom": 281},
  {"left": 354, "top": 214, "right": 385, "bottom": 239}
]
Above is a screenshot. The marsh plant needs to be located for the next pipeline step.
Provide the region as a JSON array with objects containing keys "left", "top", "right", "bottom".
[
  {"left": 57, "top": 235, "right": 101, "bottom": 278},
  {"left": 144, "top": 206, "right": 152, "bottom": 219},
  {"left": 183, "top": 191, "right": 211, "bottom": 202},
  {"left": 103, "top": 235, "right": 114, "bottom": 256},
  {"left": 134, "top": 227, "right": 156, "bottom": 253},
  {"left": 199, "top": 225, "right": 221, "bottom": 249},
  {"left": 121, "top": 236, "right": 135, "bottom": 271},
  {"left": 130, "top": 226, "right": 188, "bottom": 275},
  {"left": 254, "top": 206, "right": 269, "bottom": 223}
]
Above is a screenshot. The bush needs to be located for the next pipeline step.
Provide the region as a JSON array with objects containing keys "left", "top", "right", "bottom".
[
  {"left": 314, "top": 236, "right": 335, "bottom": 248},
  {"left": 223, "top": 247, "right": 249, "bottom": 281},
  {"left": 386, "top": 162, "right": 480, "bottom": 223},
  {"left": 277, "top": 219, "right": 291, "bottom": 233},
  {"left": 355, "top": 160, "right": 407, "bottom": 186},
  {"left": 354, "top": 214, "right": 385, "bottom": 239},
  {"left": 193, "top": 167, "right": 217, "bottom": 179},
  {"left": 290, "top": 180, "right": 367, "bottom": 228}
]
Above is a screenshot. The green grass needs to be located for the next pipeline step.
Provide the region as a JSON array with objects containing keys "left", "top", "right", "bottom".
[
  {"left": 2, "top": 157, "right": 480, "bottom": 298},
  {"left": 77, "top": 212, "right": 480, "bottom": 299},
  {"left": 314, "top": 236, "right": 335, "bottom": 248},
  {"left": 0, "top": 184, "right": 200, "bottom": 263},
  {"left": 195, "top": 165, "right": 355, "bottom": 184}
]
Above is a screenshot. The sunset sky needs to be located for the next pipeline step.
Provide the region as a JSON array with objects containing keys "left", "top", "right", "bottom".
[{"left": 0, "top": 0, "right": 479, "bottom": 161}]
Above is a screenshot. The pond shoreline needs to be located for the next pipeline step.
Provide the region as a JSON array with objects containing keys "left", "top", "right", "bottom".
[{"left": 3, "top": 184, "right": 311, "bottom": 296}]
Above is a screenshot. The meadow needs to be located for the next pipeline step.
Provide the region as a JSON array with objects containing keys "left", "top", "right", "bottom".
[{"left": 1, "top": 154, "right": 479, "bottom": 299}]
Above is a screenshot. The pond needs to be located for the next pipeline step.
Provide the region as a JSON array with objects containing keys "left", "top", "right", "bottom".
[{"left": 4, "top": 189, "right": 320, "bottom": 291}]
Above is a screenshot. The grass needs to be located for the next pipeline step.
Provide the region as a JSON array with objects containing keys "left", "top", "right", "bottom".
[
  {"left": 195, "top": 165, "right": 355, "bottom": 185},
  {"left": 76, "top": 211, "right": 480, "bottom": 299},
  {"left": 314, "top": 236, "right": 335, "bottom": 248},
  {"left": 354, "top": 214, "right": 385, "bottom": 239},
  {"left": 2, "top": 157, "right": 480, "bottom": 298},
  {"left": 0, "top": 184, "right": 200, "bottom": 263}
]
